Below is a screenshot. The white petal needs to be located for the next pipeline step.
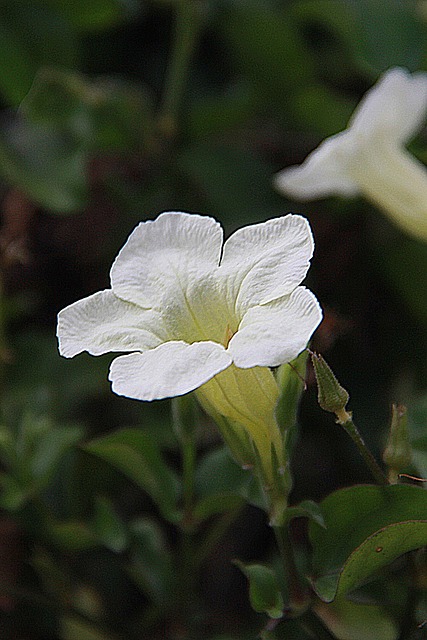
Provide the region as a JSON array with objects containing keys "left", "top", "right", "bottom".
[
  {"left": 110, "top": 212, "right": 223, "bottom": 308},
  {"left": 109, "top": 341, "right": 232, "bottom": 401},
  {"left": 57, "top": 289, "right": 167, "bottom": 358},
  {"left": 350, "top": 67, "right": 427, "bottom": 144},
  {"left": 228, "top": 287, "right": 322, "bottom": 368},
  {"left": 219, "top": 214, "right": 316, "bottom": 310},
  {"left": 273, "top": 134, "right": 360, "bottom": 200}
]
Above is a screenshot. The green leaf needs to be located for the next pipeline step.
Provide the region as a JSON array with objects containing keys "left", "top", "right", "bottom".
[
  {"left": 195, "top": 445, "right": 265, "bottom": 512},
  {"left": 31, "top": 425, "right": 84, "bottom": 491},
  {"left": 127, "top": 517, "right": 175, "bottom": 605},
  {"left": 91, "top": 496, "right": 128, "bottom": 553},
  {"left": 193, "top": 493, "right": 244, "bottom": 522},
  {"left": 347, "top": 0, "right": 426, "bottom": 72},
  {"left": 286, "top": 500, "right": 325, "bottom": 528},
  {"left": 380, "top": 234, "right": 427, "bottom": 324},
  {"left": 178, "top": 143, "right": 284, "bottom": 226},
  {"left": 217, "top": 0, "right": 314, "bottom": 104},
  {"left": 45, "top": 0, "right": 137, "bottom": 32},
  {"left": 234, "top": 561, "right": 284, "bottom": 619},
  {"left": 49, "top": 521, "right": 99, "bottom": 551},
  {"left": 84, "top": 428, "right": 180, "bottom": 522},
  {"left": 0, "top": 2, "right": 77, "bottom": 106},
  {"left": 309, "top": 484, "right": 427, "bottom": 602},
  {"left": 315, "top": 596, "right": 397, "bottom": 640},
  {"left": 0, "top": 115, "right": 87, "bottom": 212}
]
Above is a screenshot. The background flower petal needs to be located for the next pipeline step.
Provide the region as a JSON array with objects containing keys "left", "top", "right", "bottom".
[
  {"left": 220, "top": 214, "right": 317, "bottom": 310},
  {"left": 273, "top": 134, "right": 360, "bottom": 200},
  {"left": 227, "top": 287, "right": 322, "bottom": 368},
  {"left": 110, "top": 211, "right": 223, "bottom": 308},
  {"left": 109, "top": 341, "right": 232, "bottom": 401},
  {"left": 57, "top": 289, "right": 167, "bottom": 357},
  {"left": 350, "top": 67, "right": 427, "bottom": 144}
]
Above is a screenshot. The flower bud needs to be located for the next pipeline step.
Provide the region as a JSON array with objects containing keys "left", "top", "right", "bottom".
[{"left": 310, "top": 352, "right": 350, "bottom": 423}]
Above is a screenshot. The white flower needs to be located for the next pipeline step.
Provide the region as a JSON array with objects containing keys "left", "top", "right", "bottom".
[
  {"left": 57, "top": 212, "right": 322, "bottom": 482},
  {"left": 274, "top": 67, "right": 427, "bottom": 242}
]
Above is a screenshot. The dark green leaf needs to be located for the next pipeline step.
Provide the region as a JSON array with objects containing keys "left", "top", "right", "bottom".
[
  {"left": 193, "top": 493, "right": 244, "bottom": 522},
  {"left": 128, "top": 517, "right": 175, "bottom": 605},
  {"left": 0, "top": 115, "right": 87, "bottom": 212},
  {"left": 84, "top": 428, "right": 180, "bottom": 522},
  {"left": 234, "top": 561, "right": 284, "bottom": 619},
  {"left": 347, "top": 0, "right": 426, "bottom": 72},
  {"left": 31, "top": 425, "right": 84, "bottom": 491},
  {"left": 91, "top": 496, "right": 128, "bottom": 553},
  {"left": 195, "top": 445, "right": 265, "bottom": 512},
  {"left": 286, "top": 500, "right": 325, "bottom": 528},
  {"left": 49, "top": 521, "right": 99, "bottom": 551},
  {"left": 217, "top": 0, "right": 314, "bottom": 104},
  {"left": 309, "top": 484, "right": 427, "bottom": 602}
]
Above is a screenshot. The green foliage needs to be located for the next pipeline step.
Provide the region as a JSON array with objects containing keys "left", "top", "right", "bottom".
[
  {"left": 0, "top": 0, "right": 427, "bottom": 637},
  {"left": 309, "top": 484, "right": 427, "bottom": 602},
  {"left": 234, "top": 560, "right": 284, "bottom": 619},
  {"left": 84, "top": 428, "right": 181, "bottom": 522}
]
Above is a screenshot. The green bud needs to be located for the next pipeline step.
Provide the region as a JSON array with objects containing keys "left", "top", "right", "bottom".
[
  {"left": 310, "top": 352, "right": 350, "bottom": 423},
  {"left": 383, "top": 404, "right": 412, "bottom": 471}
]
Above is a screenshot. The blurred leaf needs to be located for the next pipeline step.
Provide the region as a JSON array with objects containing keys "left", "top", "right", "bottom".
[
  {"left": 217, "top": 0, "right": 314, "bottom": 105},
  {"left": 347, "top": 0, "right": 427, "bottom": 72},
  {"left": 314, "top": 596, "right": 397, "bottom": 640},
  {"left": 193, "top": 493, "right": 244, "bottom": 522},
  {"left": 188, "top": 81, "right": 259, "bottom": 139},
  {"left": 49, "top": 521, "right": 99, "bottom": 551},
  {"left": 31, "top": 425, "right": 84, "bottom": 491},
  {"left": 0, "top": 2, "right": 77, "bottom": 106},
  {"left": 195, "top": 445, "right": 265, "bottom": 511},
  {"left": 61, "top": 616, "right": 112, "bottom": 640},
  {"left": 0, "top": 24, "right": 36, "bottom": 106},
  {"left": 0, "top": 474, "right": 27, "bottom": 511},
  {"left": 234, "top": 560, "right": 283, "bottom": 619},
  {"left": 45, "top": 0, "right": 139, "bottom": 32},
  {"left": 380, "top": 234, "right": 427, "bottom": 324},
  {"left": 286, "top": 500, "right": 325, "bottom": 528},
  {"left": 127, "top": 517, "right": 175, "bottom": 605},
  {"left": 293, "top": 84, "right": 356, "bottom": 136},
  {"left": 91, "top": 496, "right": 128, "bottom": 553},
  {"left": 85, "top": 428, "right": 180, "bottom": 522},
  {"left": 178, "top": 143, "right": 284, "bottom": 226},
  {"left": 309, "top": 484, "right": 427, "bottom": 602},
  {"left": 0, "top": 113, "right": 87, "bottom": 212}
]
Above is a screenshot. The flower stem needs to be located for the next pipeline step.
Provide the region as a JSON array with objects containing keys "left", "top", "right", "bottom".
[
  {"left": 159, "top": 0, "right": 203, "bottom": 138},
  {"left": 338, "top": 415, "right": 389, "bottom": 485},
  {"left": 272, "top": 524, "right": 309, "bottom": 615}
]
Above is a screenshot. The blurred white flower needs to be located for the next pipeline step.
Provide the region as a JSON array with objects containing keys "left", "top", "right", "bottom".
[
  {"left": 57, "top": 212, "right": 321, "bottom": 482},
  {"left": 274, "top": 68, "right": 427, "bottom": 242}
]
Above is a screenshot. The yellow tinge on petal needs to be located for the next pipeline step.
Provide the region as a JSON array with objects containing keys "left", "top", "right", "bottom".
[{"left": 196, "top": 363, "right": 283, "bottom": 485}]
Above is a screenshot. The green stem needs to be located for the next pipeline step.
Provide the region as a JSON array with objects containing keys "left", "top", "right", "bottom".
[
  {"left": 340, "top": 416, "right": 389, "bottom": 485},
  {"left": 273, "top": 524, "right": 309, "bottom": 615},
  {"left": 159, "top": 0, "right": 203, "bottom": 138}
]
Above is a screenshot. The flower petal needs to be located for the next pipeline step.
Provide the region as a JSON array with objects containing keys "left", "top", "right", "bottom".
[
  {"left": 273, "top": 134, "right": 360, "bottom": 200},
  {"left": 228, "top": 287, "right": 322, "bottom": 368},
  {"left": 57, "top": 290, "right": 167, "bottom": 357},
  {"left": 350, "top": 67, "right": 427, "bottom": 144},
  {"left": 219, "top": 214, "right": 316, "bottom": 310},
  {"left": 110, "top": 211, "right": 223, "bottom": 308},
  {"left": 109, "top": 341, "right": 232, "bottom": 401}
]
